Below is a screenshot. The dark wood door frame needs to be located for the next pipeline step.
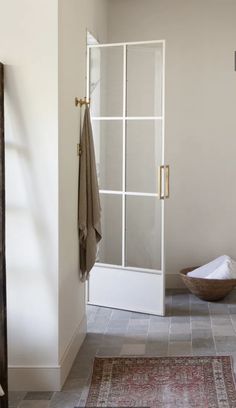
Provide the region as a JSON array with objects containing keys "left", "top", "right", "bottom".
[{"left": 0, "top": 62, "right": 8, "bottom": 408}]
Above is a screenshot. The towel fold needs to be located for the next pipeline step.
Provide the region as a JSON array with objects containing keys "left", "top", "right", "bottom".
[
  {"left": 78, "top": 106, "right": 102, "bottom": 281},
  {"left": 188, "top": 255, "right": 236, "bottom": 280},
  {"left": 187, "top": 255, "right": 230, "bottom": 278},
  {"left": 206, "top": 259, "right": 236, "bottom": 280}
]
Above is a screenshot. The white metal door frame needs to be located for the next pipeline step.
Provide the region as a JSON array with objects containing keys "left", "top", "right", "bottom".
[{"left": 86, "top": 40, "right": 166, "bottom": 315}]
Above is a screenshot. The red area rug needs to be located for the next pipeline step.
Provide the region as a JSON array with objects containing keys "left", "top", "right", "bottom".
[{"left": 85, "top": 356, "right": 236, "bottom": 407}]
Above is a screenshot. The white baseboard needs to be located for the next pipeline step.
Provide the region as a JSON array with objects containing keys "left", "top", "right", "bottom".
[
  {"left": 8, "top": 314, "right": 87, "bottom": 391},
  {"left": 8, "top": 366, "right": 61, "bottom": 392},
  {"left": 165, "top": 273, "right": 187, "bottom": 289},
  {"left": 60, "top": 314, "right": 87, "bottom": 389}
]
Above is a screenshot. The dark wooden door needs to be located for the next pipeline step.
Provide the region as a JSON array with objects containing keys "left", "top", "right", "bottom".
[{"left": 0, "top": 62, "right": 8, "bottom": 408}]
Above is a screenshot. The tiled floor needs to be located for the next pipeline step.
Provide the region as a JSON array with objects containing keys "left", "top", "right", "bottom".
[{"left": 9, "top": 290, "right": 236, "bottom": 407}]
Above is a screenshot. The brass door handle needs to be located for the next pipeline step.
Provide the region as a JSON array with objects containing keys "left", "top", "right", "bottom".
[
  {"left": 165, "top": 165, "right": 170, "bottom": 199},
  {"left": 158, "top": 165, "right": 170, "bottom": 199},
  {"left": 158, "top": 165, "right": 165, "bottom": 199}
]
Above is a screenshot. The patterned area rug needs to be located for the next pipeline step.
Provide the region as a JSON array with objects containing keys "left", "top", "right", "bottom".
[{"left": 85, "top": 356, "right": 236, "bottom": 408}]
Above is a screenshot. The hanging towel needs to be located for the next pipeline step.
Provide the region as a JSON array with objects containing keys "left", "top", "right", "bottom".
[{"left": 78, "top": 105, "right": 102, "bottom": 281}]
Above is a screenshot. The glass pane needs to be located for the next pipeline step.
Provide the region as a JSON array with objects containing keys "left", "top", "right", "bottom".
[
  {"left": 126, "top": 196, "right": 161, "bottom": 270},
  {"left": 97, "top": 194, "right": 122, "bottom": 265},
  {"left": 126, "top": 120, "right": 162, "bottom": 193},
  {"left": 92, "top": 120, "right": 123, "bottom": 190},
  {"left": 90, "top": 46, "right": 123, "bottom": 117},
  {"left": 127, "top": 43, "right": 163, "bottom": 117}
]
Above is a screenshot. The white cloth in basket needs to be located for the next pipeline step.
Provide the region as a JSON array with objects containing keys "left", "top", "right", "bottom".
[
  {"left": 206, "top": 259, "right": 236, "bottom": 280},
  {"left": 187, "top": 255, "right": 230, "bottom": 278}
]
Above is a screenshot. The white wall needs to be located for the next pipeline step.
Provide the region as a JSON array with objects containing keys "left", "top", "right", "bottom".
[
  {"left": 58, "top": 0, "right": 108, "bottom": 367},
  {"left": 0, "top": 0, "right": 108, "bottom": 391},
  {"left": 108, "top": 0, "right": 236, "bottom": 286},
  {"left": 0, "top": 0, "right": 59, "bottom": 389}
]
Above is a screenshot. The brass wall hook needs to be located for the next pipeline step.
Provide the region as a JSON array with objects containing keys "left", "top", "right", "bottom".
[{"left": 75, "top": 97, "right": 90, "bottom": 107}]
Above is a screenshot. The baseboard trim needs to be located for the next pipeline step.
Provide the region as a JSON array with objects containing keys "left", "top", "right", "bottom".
[
  {"left": 165, "top": 273, "right": 186, "bottom": 289},
  {"left": 8, "top": 366, "right": 61, "bottom": 392},
  {"left": 8, "top": 314, "right": 87, "bottom": 391},
  {"left": 60, "top": 314, "right": 87, "bottom": 389}
]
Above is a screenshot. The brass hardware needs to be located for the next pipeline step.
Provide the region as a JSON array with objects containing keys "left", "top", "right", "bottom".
[
  {"left": 77, "top": 143, "right": 82, "bottom": 156},
  {"left": 158, "top": 165, "right": 170, "bottom": 199},
  {"left": 75, "top": 96, "right": 90, "bottom": 107},
  {"left": 158, "top": 165, "right": 165, "bottom": 200},
  {"left": 165, "top": 165, "right": 170, "bottom": 198}
]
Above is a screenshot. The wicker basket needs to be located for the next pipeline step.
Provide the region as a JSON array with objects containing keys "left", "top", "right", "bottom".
[{"left": 179, "top": 267, "right": 236, "bottom": 301}]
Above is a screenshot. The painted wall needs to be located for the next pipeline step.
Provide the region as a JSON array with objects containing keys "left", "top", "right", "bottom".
[
  {"left": 0, "top": 0, "right": 59, "bottom": 386},
  {"left": 58, "top": 0, "right": 108, "bottom": 362},
  {"left": 108, "top": 0, "right": 236, "bottom": 286},
  {"left": 0, "top": 0, "right": 108, "bottom": 391}
]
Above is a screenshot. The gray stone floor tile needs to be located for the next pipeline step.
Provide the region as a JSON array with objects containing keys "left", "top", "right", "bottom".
[
  {"left": 62, "top": 379, "right": 86, "bottom": 394},
  {"left": 190, "top": 294, "right": 208, "bottom": 304},
  {"left": 147, "top": 332, "right": 168, "bottom": 342},
  {"left": 9, "top": 392, "right": 27, "bottom": 408},
  {"left": 229, "top": 305, "right": 236, "bottom": 314},
  {"left": 191, "top": 329, "right": 213, "bottom": 339},
  {"left": 125, "top": 334, "right": 148, "bottom": 343},
  {"left": 149, "top": 321, "right": 170, "bottom": 331},
  {"left": 96, "top": 346, "right": 121, "bottom": 356},
  {"left": 214, "top": 336, "right": 236, "bottom": 352},
  {"left": 96, "top": 307, "right": 112, "bottom": 318},
  {"left": 111, "top": 309, "right": 132, "bottom": 320},
  {"left": 191, "top": 319, "right": 212, "bottom": 330},
  {"left": 170, "top": 323, "right": 190, "bottom": 333},
  {"left": 192, "top": 338, "right": 215, "bottom": 355},
  {"left": 192, "top": 348, "right": 216, "bottom": 356},
  {"left": 211, "top": 316, "right": 232, "bottom": 326},
  {"left": 172, "top": 294, "right": 190, "bottom": 304},
  {"left": 168, "top": 341, "right": 192, "bottom": 356},
  {"left": 145, "top": 344, "right": 168, "bottom": 356},
  {"left": 131, "top": 312, "right": 150, "bottom": 319},
  {"left": 129, "top": 319, "right": 149, "bottom": 326},
  {"left": 171, "top": 305, "right": 190, "bottom": 317},
  {"left": 127, "top": 327, "right": 148, "bottom": 335},
  {"left": 150, "top": 315, "right": 170, "bottom": 323},
  {"left": 209, "top": 303, "right": 229, "bottom": 315},
  {"left": 146, "top": 341, "right": 167, "bottom": 350},
  {"left": 190, "top": 304, "right": 209, "bottom": 317},
  {"left": 19, "top": 402, "right": 50, "bottom": 408},
  {"left": 107, "top": 320, "right": 129, "bottom": 329},
  {"left": 84, "top": 333, "right": 103, "bottom": 344},
  {"left": 50, "top": 392, "right": 80, "bottom": 408},
  {"left": 212, "top": 325, "right": 235, "bottom": 336},
  {"left": 169, "top": 332, "right": 191, "bottom": 342},
  {"left": 68, "top": 363, "right": 92, "bottom": 380},
  {"left": 24, "top": 393, "right": 53, "bottom": 401},
  {"left": 121, "top": 344, "right": 146, "bottom": 355},
  {"left": 106, "top": 327, "right": 128, "bottom": 336},
  {"left": 101, "top": 334, "right": 124, "bottom": 346}
]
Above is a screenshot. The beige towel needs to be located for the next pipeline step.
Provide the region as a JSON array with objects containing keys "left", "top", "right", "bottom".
[{"left": 78, "top": 105, "right": 102, "bottom": 281}]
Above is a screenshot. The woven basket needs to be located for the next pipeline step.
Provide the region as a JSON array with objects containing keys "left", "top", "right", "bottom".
[{"left": 179, "top": 267, "right": 236, "bottom": 301}]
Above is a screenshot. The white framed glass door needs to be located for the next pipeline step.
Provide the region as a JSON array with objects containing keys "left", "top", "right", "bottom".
[{"left": 87, "top": 40, "right": 167, "bottom": 316}]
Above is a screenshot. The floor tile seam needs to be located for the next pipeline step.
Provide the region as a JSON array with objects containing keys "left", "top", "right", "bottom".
[
  {"left": 229, "top": 313, "right": 236, "bottom": 335},
  {"left": 209, "top": 306, "right": 218, "bottom": 355},
  {"left": 167, "top": 294, "right": 173, "bottom": 355},
  {"left": 190, "top": 302, "right": 193, "bottom": 351},
  {"left": 167, "top": 314, "right": 172, "bottom": 355},
  {"left": 146, "top": 314, "right": 151, "bottom": 344}
]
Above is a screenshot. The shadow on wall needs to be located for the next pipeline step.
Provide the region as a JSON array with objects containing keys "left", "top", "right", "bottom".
[{"left": 5, "top": 65, "right": 58, "bottom": 364}]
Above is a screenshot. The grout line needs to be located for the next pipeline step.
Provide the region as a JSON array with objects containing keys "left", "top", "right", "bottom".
[{"left": 167, "top": 294, "right": 173, "bottom": 356}]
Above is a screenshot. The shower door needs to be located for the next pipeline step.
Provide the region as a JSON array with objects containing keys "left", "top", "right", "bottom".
[{"left": 87, "top": 40, "right": 168, "bottom": 315}]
